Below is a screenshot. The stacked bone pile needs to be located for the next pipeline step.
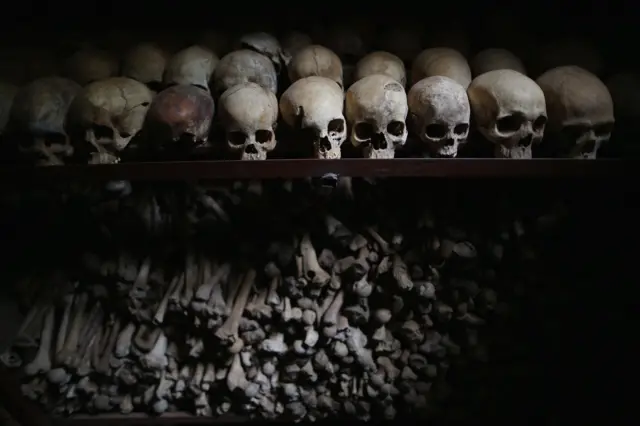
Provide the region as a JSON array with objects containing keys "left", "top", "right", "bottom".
[
  {"left": 1, "top": 181, "right": 555, "bottom": 420},
  {"left": 0, "top": 22, "right": 629, "bottom": 164}
]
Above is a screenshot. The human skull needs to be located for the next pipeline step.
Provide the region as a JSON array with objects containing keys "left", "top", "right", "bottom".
[
  {"left": 66, "top": 77, "right": 153, "bottom": 164},
  {"left": 219, "top": 83, "right": 278, "bottom": 160},
  {"left": 7, "top": 77, "right": 81, "bottom": 165},
  {"left": 144, "top": 85, "right": 215, "bottom": 154},
  {"left": 122, "top": 43, "right": 169, "bottom": 92},
  {"left": 213, "top": 50, "right": 278, "bottom": 96},
  {"left": 0, "top": 81, "right": 18, "bottom": 134},
  {"left": 412, "top": 48, "right": 472, "bottom": 88},
  {"left": 164, "top": 45, "right": 219, "bottom": 91},
  {"left": 288, "top": 45, "right": 343, "bottom": 88},
  {"left": 377, "top": 27, "right": 423, "bottom": 64},
  {"left": 468, "top": 69, "right": 547, "bottom": 159},
  {"left": 236, "top": 32, "right": 284, "bottom": 74},
  {"left": 355, "top": 52, "right": 406, "bottom": 87},
  {"left": 536, "top": 66, "right": 613, "bottom": 159},
  {"left": 280, "top": 76, "right": 346, "bottom": 159},
  {"left": 408, "top": 76, "right": 470, "bottom": 158},
  {"left": 280, "top": 31, "right": 313, "bottom": 66},
  {"left": 346, "top": 74, "right": 408, "bottom": 159},
  {"left": 471, "top": 48, "right": 526, "bottom": 76},
  {"left": 65, "top": 48, "right": 118, "bottom": 86}
]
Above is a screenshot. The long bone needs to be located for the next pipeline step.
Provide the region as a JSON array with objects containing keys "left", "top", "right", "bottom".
[
  {"left": 299, "top": 233, "right": 331, "bottom": 286},
  {"left": 55, "top": 292, "right": 88, "bottom": 367},
  {"left": 94, "top": 317, "right": 121, "bottom": 375},
  {"left": 24, "top": 306, "right": 55, "bottom": 376},
  {"left": 215, "top": 269, "right": 256, "bottom": 353},
  {"left": 129, "top": 257, "right": 152, "bottom": 300},
  {"left": 114, "top": 322, "right": 137, "bottom": 358},
  {"left": 181, "top": 251, "right": 198, "bottom": 308},
  {"left": 141, "top": 330, "right": 168, "bottom": 370},
  {"left": 53, "top": 294, "right": 74, "bottom": 356},
  {"left": 196, "top": 263, "right": 230, "bottom": 315},
  {"left": 153, "top": 275, "right": 180, "bottom": 325}
]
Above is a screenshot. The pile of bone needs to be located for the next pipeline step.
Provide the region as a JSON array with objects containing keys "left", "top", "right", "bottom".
[
  {"left": 0, "top": 26, "right": 623, "bottom": 164},
  {"left": 4, "top": 213, "right": 534, "bottom": 421}
]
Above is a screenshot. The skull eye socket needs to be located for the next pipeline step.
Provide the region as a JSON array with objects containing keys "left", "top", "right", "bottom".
[
  {"left": 387, "top": 121, "right": 405, "bottom": 137},
  {"left": 533, "top": 115, "right": 547, "bottom": 131},
  {"left": 120, "top": 131, "right": 132, "bottom": 138},
  {"left": 594, "top": 122, "right": 614, "bottom": 136},
  {"left": 454, "top": 123, "right": 469, "bottom": 135},
  {"left": 496, "top": 115, "right": 523, "bottom": 133},
  {"left": 300, "top": 127, "right": 319, "bottom": 142},
  {"left": 354, "top": 122, "right": 374, "bottom": 140},
  {"left": 93, "top": 125, "right": 114, "bottom": 140},
  {"left": 328, "top": 119, "right": 345, "bottom": 133},
  {"left": 228, "top": 131, "right": 247, "bottom": 146},
  {"left": 255, "top": 130, "right": 272, "bottom": 143},
  {"left": 425, "top": 123, "right": 448, "bottom": 139},
  {"left": 560, "top": 124, "right": 589, "bottom": 141}
]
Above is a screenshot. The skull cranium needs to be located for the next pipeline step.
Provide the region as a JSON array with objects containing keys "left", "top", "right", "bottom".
[
  {"left": 346, "top": 74, "right": 408, "bottom": 159},
  {"left": 64, "top": 48, "right": 118, "bottom": 86},
  {"left": 219, "top": 83, "right": 279, "bottom": 160},
  {"left": 536, "top": 66, "right": 613, "bottom": 159},
  {"left": 280, "top": 76, "right": 347, "bottom": 159},
  {"left": 288, "top": 45, "right": 343, "bottom": 88},
  {"left": 355, "top": 51, "right": 406, "bottom": 87},
  {"left": 468, "top": 69, "right": 547, "bottom": 159},
  {"left": 411, "top": 48, "right": 471, "bottom": 88},
  {"left": 236, "top": 32, "right": 284, "bottom": 74},
  {"left": 66, "top": 77, "right": 154, "bottom": 164},
  {"left": 7, "top": 77, "right": 81, "bottom": 165},
  {"left": 164, "top": 45, "right": 219, "bottom": 92},
  {"left": 122, "top": 43, "right": 168, "bottom": 92},
  {"left": 408, "top": 76, "right": 470, "bottom": 158},
  {"left": 213, "top": 50, "right": 278, "bottom": 96}
]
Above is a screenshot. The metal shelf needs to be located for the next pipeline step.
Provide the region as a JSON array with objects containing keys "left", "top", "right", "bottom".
[{"left": 0, "top": 159, "right": 634, "bottom": 182}]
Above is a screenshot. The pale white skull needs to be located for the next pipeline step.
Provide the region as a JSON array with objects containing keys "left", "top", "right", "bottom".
[
  {"left": 66, "top": 77, "right": 153, "bottom": 164},
  {"left": 8, "top": 77, "right": 81, "bottom": 165},
  {"left": 412, "top": 48, "right": 472, "bottom": 88},
  {"left": 471, "top": 48, "right": 526, "bottom": 76},
  {"left": 536, "top": 66, "right": 613, "bottom": 159},
  {"left": 288, "top": 45, "right": 343, "bottom": 88},
  {"left": 280, "top": 31, "right": 313, "bottom": 66},
  {"left": 236, "top": 32, "right": 284, "bottom": 74},
  {"left": 164, "top": 45, "right": 219, "bottom": 91},
  {"left": 355, "top": 52, "right": 406, "bottom": 87},
  {"left": 65, "top": 48, "right": 118, "bottom": 86},
  {"left": 346, "top": 74, "right": 408, "bottom": 159},
  {"left": 408, "top": 76, "right": 470, "bottom": 158},
  {"left": 219, "top": 83, "right": 278, "bottom": 160},
  {"left": 468, "top": 69, "right": 547, "bottom": 159},
  {"left": 0, "top": 81, "right": 18, "bottom": 134},
  {"left": 122, "top": 43, "right": 168, "bottom": 91},
  {"left": 280, "top": 76, "right": 347, "bottom": 159},
  {"left": 213, "top": 50, "right": 278, "bottom": 96}
]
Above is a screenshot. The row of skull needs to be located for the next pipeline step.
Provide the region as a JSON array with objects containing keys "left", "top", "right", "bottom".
[{"left": 0, "top": 32, "right": 618, "bottom": 163}]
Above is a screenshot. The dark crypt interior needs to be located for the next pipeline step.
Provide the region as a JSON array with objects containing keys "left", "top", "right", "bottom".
[{"left": 0, "top": 2, "right": 637, "bottom": 425}]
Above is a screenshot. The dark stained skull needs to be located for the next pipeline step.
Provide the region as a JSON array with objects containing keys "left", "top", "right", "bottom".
[{"left": 142, "top": 84, "right": 215, "bottom": 155}]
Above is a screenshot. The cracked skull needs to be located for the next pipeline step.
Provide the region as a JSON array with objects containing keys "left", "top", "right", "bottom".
[
  {"left": 280, "top": 76, "right": 347, "bottom": 159},
  {"left": 346, "top": 74, "right": 408, "bottom": 159},
  {"left": 408, "top": 76, "right": 470, "bottom": 158},
  {"left": 536, "top": 66, "right": 613, "bottom": 159},
  {"left": 236, "top": 32, "right": 284, "bottom": 74},
  {"left": 66, "top": 77, "right": 154, "bottom": 164},
  {"left": 8, "top": 77, "right": 81, "bottom": 165},
  {"left": 219, "top": 82, "right": 279, "bottom": 160},
  {"left": 288, "top": 45, "right": 343, "bottom": 88},
  {"left": 468, "top": 69, "right": 547, "bottom": 159}
]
